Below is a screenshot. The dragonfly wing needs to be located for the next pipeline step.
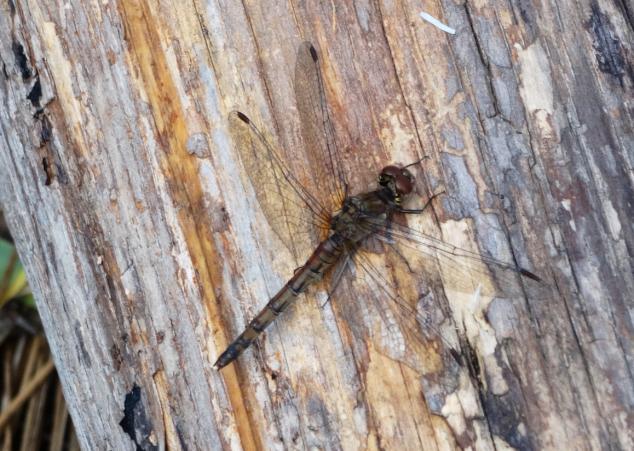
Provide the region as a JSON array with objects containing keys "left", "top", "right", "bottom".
[
  {"left": 357, "top": 216, "right": 550, "bottom": 300},
  {"left": 325, "top": 213, "right": 551, "bottom": 372},
  {"left": 295, "top": 42, "right": 348, "bottom": 210},
  {"left": 330, "top": 244, "right": 461, "bottom": 374},
  {"left": 228, "top": 111, "right": 331, "bottom": 260},
  {"left": 228, "top": 42, "right": 348, "bottom": 261}
]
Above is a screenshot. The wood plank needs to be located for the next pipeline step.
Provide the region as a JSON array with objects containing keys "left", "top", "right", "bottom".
[{"left": 0, "top": 0, "right": 631, "bottom": 449}]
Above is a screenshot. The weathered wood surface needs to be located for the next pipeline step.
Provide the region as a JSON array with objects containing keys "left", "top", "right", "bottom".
[{"left": 1, "top": 0, "right": 632, "bottom": 449}]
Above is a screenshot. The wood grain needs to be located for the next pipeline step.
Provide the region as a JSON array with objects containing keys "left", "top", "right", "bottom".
[{"left": 0, "top": 0, "right": 632, "bottom": 449}]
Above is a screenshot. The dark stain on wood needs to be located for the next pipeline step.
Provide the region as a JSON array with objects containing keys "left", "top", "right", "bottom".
[
  {"left": 111, "top": 344, "right": 123, "bottom": 371},
  {"left": 11, "top": 40, "right": 31, "bottom": 80},
  {"left": 41, "top": 157, "right": 52, "bottom": 186},
  {"left": 586, "top": 3, "right": 632, "bottom": 86},
  {"left": 27, "top": 76, "right": 41, "bottom": 107},
  {"left": 483, "top": 388, "right": 532, "bottom": 450},
  {"left": 306, "top": 395, "right": 336, "bottom": 446},
  {"left": 119, "top": 384, "right": 158, "bottom": 451},
  {"left": 38, "top": 112, "right": 51, "bottom": 144},
  {"left": 37, "top": 114, "right": 54, "bottom": 185},
  {"left": 33, "top": 113, "right": 70, "bottom": 186}
]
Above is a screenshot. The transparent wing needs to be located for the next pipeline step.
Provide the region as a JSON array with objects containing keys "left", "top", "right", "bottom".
[
  {"left": 330, "top": 243, "right": 462, "bottom": 373},
  {"left": 327, "top": 212, "right": 550, "bottom": 373},
  {"left": 228, "top": 42, "right": 347, "bottom": 260},
  {"left": 356, "top": 216, "right": 549, "bottom": 300},
  {"left": 294, "top": 42, "right": 348, "bottom": 210},
  {"left": 228, "top": 111, "right": 331, "bottom": 260}
]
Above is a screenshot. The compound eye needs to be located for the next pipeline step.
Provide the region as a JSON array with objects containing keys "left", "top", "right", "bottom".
[
  {"left": 401, "top": 168, "right": 415, "bottom": 183},
  {"left": 380, "top": 165, "right": 401, "bottom": 178},
  {"left": 395, "top": 173, "right": 413, "bottom": 195}
]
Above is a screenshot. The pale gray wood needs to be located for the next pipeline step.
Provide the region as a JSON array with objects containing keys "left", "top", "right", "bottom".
[{"left": 0, "top": 0, "right": 631, "bottom": 449}]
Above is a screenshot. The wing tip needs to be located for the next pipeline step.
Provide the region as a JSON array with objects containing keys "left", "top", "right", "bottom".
[
  {"left": 520, "top": 268, "right": 542, "bottom": 282},
  {"left": 236, "top": 111, "right": 250, "bottom": 124},
  {"left": 309, "top": 44, "right": 318, "bottom": 62}
]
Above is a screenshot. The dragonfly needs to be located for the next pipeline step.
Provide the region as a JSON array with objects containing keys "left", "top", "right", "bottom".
[{"left": 213, "top": 42, "right": 543, "bottom": 371}]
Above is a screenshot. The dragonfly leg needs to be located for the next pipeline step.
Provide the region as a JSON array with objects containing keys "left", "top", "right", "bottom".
[
  {"left": 293, "top": 265, "right": 305, "bottom": 275},
  {"left": 319, "top": 295, "right": 331, "bottom": 309},
  {"left": 398, "top": 190, "right": 445, "bottom": 214}
]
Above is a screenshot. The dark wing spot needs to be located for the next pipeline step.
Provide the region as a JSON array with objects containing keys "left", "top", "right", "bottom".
[
  {"left": 520, "top": 268, "right": 542, "bottom": 282},
  {"left": 236, "top": 111, "right": 250, "bottom": 123}
]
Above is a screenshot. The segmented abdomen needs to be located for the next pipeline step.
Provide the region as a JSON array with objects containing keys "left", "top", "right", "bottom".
[{"left": 213, "top": 236, "right": 343, "bottom": 369}]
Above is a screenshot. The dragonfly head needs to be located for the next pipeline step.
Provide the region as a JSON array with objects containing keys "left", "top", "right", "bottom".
[{"left": 378, "top": 165, "right": 414, "bottom": 204}]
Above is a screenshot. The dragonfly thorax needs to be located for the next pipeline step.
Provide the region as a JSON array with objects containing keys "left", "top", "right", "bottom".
[{"left": 329, "top": 194, "right": 392, "bottom": 243}]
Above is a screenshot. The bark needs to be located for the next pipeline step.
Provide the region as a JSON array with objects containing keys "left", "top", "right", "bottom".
[{"left": 1, "top": 0, "right": 632, "bottom": 450}]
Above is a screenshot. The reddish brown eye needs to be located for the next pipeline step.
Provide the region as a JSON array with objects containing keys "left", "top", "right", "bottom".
[
  {"left": 395, "top": 173, "right": 413, "bottom": 195},
  {"left": 380, "top": 165, "right": 401, "bottom": 179},
  {"left": 380, "top": 165, "right": 414, "bottom": 195}
]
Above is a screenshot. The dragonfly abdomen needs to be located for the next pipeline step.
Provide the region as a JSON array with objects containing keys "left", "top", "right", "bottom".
[{"left": 213, "top": 236, "right": 344, "bottom": 369}]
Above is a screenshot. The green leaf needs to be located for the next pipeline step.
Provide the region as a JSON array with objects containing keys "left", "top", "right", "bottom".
[{"left": 0, "top": 238, "right": 30, "bottom": 308}]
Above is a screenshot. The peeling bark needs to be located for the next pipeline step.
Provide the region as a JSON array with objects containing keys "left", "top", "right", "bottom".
[{"left": 0, "top": 0, "right": 632, "bottom": 450}]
